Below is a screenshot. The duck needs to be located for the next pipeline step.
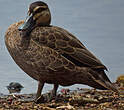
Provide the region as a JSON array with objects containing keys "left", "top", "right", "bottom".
[
  {"left": 7, "top": 82, "right": 24, "bottom": 94},
  {"left": 5, "top": 1, "right": 118, "bottom": 103}
]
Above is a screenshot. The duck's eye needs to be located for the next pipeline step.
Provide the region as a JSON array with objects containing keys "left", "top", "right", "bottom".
[{"left": 34, "top": 7, "right": 46, "bottom": 14}]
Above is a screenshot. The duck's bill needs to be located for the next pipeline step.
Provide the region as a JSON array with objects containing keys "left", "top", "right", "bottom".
[{"left": 18, "top": 14, "right": 35, "bottom": 31}]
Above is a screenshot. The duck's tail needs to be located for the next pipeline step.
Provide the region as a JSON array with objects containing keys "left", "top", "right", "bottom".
[{"left": 86, "top": 69, "right": 119, "bottom": 93}]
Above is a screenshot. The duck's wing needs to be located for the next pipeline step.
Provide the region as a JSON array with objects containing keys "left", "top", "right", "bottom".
[{"left": 31, "top": 26, "right": 107, "bottom": 70}]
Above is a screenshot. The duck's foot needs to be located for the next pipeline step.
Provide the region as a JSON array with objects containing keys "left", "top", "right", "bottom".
[
  {"left": 34, "top": 91, "right": 57, "bottom": 104},
  {"left": 34, "top": 95, "right": 45, "bottom": 104}
]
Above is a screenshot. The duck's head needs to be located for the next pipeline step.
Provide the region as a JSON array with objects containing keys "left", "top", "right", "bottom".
[{"left": 19, "top": 1, "right": 51, "bottom": 31}]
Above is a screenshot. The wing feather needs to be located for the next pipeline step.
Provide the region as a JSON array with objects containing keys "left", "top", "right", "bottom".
[{"left": 31, "top": 26, "right": 107, "bottom": 70}]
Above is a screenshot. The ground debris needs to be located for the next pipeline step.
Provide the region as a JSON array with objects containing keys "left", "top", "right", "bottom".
[{"left": 0, "top": 76, "right": 124, "bottom": 110}]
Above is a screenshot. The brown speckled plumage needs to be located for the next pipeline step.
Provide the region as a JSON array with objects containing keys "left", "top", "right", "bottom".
[{"left": 5, "top": 1, "right": 118, "bottom": 102}]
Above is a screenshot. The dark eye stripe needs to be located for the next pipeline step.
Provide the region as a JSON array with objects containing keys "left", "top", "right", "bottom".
[{"left": 34, "top": 8, "right": 46, "bottom": 14}]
